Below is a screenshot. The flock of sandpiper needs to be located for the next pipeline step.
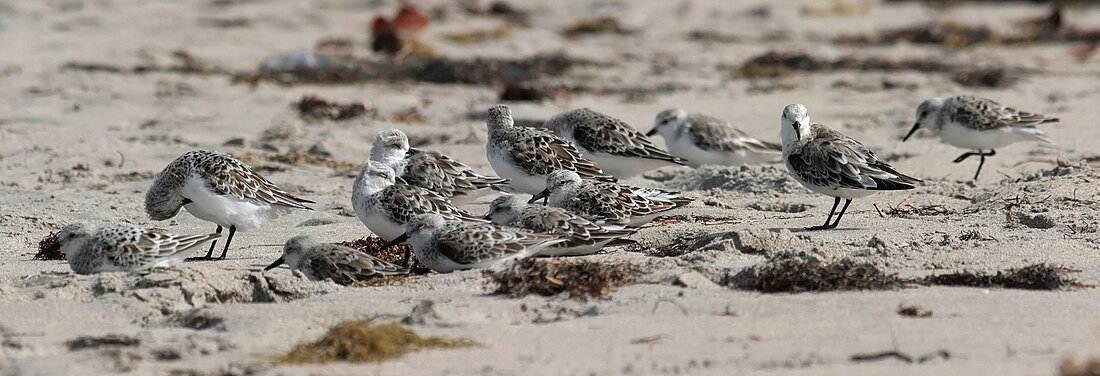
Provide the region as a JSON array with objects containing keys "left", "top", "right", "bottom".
[{"left": 50, "top": 96, "right": 1059, "bottom": 285}]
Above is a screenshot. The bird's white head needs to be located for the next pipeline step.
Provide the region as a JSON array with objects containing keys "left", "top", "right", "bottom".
[
  {"left": 405, "top": 213, "right": 447, "bottom": 238},
  {"left": 486, "top": 104, "right": 514, "bottom": 132},
  {"left": 905, "top": 97, "right": 947, "bottom": 141},
  {"left": 485, "top": 193, "right": 524, "bottom": 225},
  {"left": 780, "top": 103, "right": 811, "bottom": 150},
  {"left": 354, "top": 160, "right": 398, "bottom": 195},
  {"left": 370, "top": 129, "right": 410, "bottom": 165},
  {"left": 282, "top": 235, "right": 315, "bottom": 267},
  {"left": 56, "top": 223, "right": 92, "bottom": 259},
  {"left": 649, "top": 108, "right": 688, "bottom": 139},
  {"left": 545, "top": 170, "right": 582, "bottom": 193}
]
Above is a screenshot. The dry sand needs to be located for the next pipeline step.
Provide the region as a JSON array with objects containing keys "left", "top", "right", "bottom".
[{"left": 2, "top": 0, "right": 1100, "bottom": 375}]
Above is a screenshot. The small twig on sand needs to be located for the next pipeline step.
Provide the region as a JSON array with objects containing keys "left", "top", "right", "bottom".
[{"left": 116, "top": 151, "right": 126, "bottom": 169}]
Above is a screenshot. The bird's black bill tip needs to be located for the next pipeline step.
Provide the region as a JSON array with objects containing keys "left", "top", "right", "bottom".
[
  {"left": 645, "top": 128, "right": 657, "bottom": 137},
  {"left": 528, "top": 190, "right": 550, "bottom": 204},
  {"left": 263, "top": 257, "right": 285, "bottom": 271},
  {"left": 902, "top": 123, "right": 921, "bottom": 142},
  {"left": 384, "top": 233, "right": 409, "bottom": 249}
]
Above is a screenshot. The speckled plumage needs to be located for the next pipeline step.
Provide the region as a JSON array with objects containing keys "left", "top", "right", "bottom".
[
  {"left": 352, "top": 161, "right": 484, "bottom": 241},
  {"left": 649, "top": 108, "right": 781, "bottom": 166},
  {"left": 370, "top": 129, "right": 508, "bottom": 204},
  {"left": 538, "top": 170, "right": 691, "bottom": 227},
  {"left": 542, "top": 108, "right": 686, "bottom": 177},
  {"left": 485, "top": 194, "right": 636, "bottom": 256},
  {"left": 403, "top": 213, "right": 566, "bottom": 273},
  {"left": 265, "top": 235, "right": 407, "bottom": 285},
  {"left": 58, "top": 223, "right": 220, "bottom": 274},
  {"left": 485, "top": 105, "right": 614, "bottom": 194},
  {"left": 781, "top": 104, "right": 920, "bottom": 230}
]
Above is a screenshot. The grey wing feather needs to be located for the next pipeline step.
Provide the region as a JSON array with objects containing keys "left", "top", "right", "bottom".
[
  {"left": 381, "top": 185, "right": 486, "bottom": 224},
  {"left": 201, "top": 153, "right": 315, "bottom": 210},
  {"left": 952, "top": 96, "right": 1059, "bottom": 131},
  {"left": 686, "top": 114, "right": 782, "bottom": 153},
  {"left": 507, "top": 128, "right": 615, "bottom": 181},
  {"left": 403, "top": 148, "right": 508, "bottom": 197},
  {"left": 788, "top": 124, "right": 921, "bottom": 191},
  {"left": 567, "top": 109, "right": 687, "bottom": 165}
]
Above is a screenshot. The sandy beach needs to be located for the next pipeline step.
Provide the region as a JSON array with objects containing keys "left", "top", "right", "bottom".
[{"left": 2, "top": 0, "right": 1100, "bottom": 374}]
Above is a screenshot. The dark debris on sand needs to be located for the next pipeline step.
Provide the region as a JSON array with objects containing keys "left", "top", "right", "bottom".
[
  {"left": 34, "top": 230, "right": 64, "bottom": 261},
  {"left": 484, "top": 258, "right": 641, "bottom": 300},
  {"left": 734, "top": 51, "right": 1017, "bottom": 88},
  {"left": 336, "top": 236, "right": 427, "bottom": 273},
  {"left": 68, "top": 334, "right": 141, "bottom": 350},
  {"left": 295, "top": 95, "right": 374, "bottom": 122},
  {"left": 921, "top": 264, "right": 1075, "bottom": 290},
  {"left": 726, "top": 253, "right": 903, "bottom": 293}
]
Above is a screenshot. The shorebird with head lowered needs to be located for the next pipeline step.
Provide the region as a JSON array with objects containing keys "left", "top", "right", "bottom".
[
  {"left": 529, "top": 170, "right": 692, "bottom": 227},
  {"left": 53, "top": 223, "right": 220, "bottom": 274},
  {"left": 484, "top": 104, "right": 614, "bottom": 196},
  {"left": 781, "top": 104, "right": 922, "bottom": 230},
  {"left": 542, "top": 108, "right": 687, "bottom": 177},
  {"left": 384, "top": 213, "right": 566, "bottom": 273},
  {"left": 145, "top": 150, "right": 315, "bottom": 260},
  {"left": 649, "top": 108, "right": 781, "bottom": 166},
  {"left": 905, "top": 95, "right": 1059, "bottom": 180}
]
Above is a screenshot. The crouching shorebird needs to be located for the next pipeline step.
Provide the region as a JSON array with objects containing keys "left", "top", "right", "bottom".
[
  {"left": 530, "top": 170, "right": 692, "bottom": 227},
  {"left": 781, "top": 104, "right": 921, "bottom": 230},
  {"left": 649, "top": 108, "right": 782, "bottom": 166},
  {"left": 52, "top": 223, "right": 220, "bottom": 274},
  {"left": 145, "top": 150, "right": 315, "bottom": 260},
  {"left": 264, "top": 235, "right": 408, "bottom": 285},
  {"left": 484, "top": 104, "right": 614, "bottom": 196},
  {"left": 370, "top": 129, "right": 508, "bottom": 205},
  {"left": 542, "top": 108, "right": 687, "bottom": 177},
  {"left": 385, "top": 213, "right": 566, "bottom": 273},
  {"left": 905, "top": 96, "right": 1060, "bottom": 180},
  {"left": 484, "top": 194, "right": 637, "bottom": 256}
]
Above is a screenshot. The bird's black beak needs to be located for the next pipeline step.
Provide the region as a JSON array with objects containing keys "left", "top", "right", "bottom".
[
  {"left": 181, "top": 198, "right": 193, "bottom": 205},
  {"left": 902, "top": 123, "right": 921, "bottom": 142},
  {"left": 384, "top": 233, "right": 409, "bottom": 249},
  {"left": 263, "top": 257, "right": 285, "bottom": 271},
  {"left": 528, "top": 189, "right": 550, "bottom": 204},
  {"left": 645, "top": 128, "right": 657, "bottom": 137},
  {"left": 481, "top": 212, "right": 493, "bottom": 220}
]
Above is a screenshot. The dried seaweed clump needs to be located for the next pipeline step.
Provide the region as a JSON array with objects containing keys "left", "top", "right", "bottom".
[
  {"left": 276, "top": 321, "right": 474, "bottom": 364},
  {"left": 238, "top": 150, "right": 359, "bottom": 171},
  {"left": 295, "top": 95, "right": 373, "bottom": 122},
  {"left": 729, "top": 253, "right": 902, "bottom": 293},
  {"left": 35, "top": 230, "right": 64, "bottom": 261},
  {"left": 484, "top": 258, "right": 641, "bottom": 300},
  {"left": 734, "top": 51, "right": 956, "bottom": 79},
  {"left": 922, "top": 264, "right": 1074, "bottom": 290},
  {"left": 562, "top": 16, "right": 633, "bottom": 37},
  {"left": 337, "top": 236, "right": 424, "bottom": 271}
]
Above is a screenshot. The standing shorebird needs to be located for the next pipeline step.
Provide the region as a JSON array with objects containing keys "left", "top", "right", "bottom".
[
  {"left": 648, "top": 108, "right": 782, "bottom": 166},
  {"left": 484, "top": 104, "right": 614, "bottom": 195},
  {"left": 145, "top": 150, "right": 315, "bottom": 260},
  {"left": 780, "top": 104, "right": 921, "bottom": 230},
  {"left": 542, "top": 108, "right": 687, "bottom": 177},
  {"left": 370, "top": 129, "right": 508, "bottom": 205},
  {"left": 484, "top": 193, "right": 636, "bottom": 256},
  {"left": 386, "top": 213, "right": 566, "bottom": 273},
  {"left": 264, "top": 235, "right": 408, "bottom": 285},
  {"left": 52, "top": 223, "right": 220, "bottom": 274},
  {"left": 905, "top": 96, "right": 1060, "bottom": 180},
  {"left": 529, "top": 170, "right": 692, "bottom": 227}
]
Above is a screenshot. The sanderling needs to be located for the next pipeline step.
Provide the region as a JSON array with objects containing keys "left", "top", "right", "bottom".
[
  {"left": 529, "top": 170, "right": 692, "bottom": 227},
  {"left": 905, "top": 96, "right": 1060, "bottom": 180},
  {"left": 485, "top": 104, "right": 614, "bottom": 195},
  {"left": 781, "top": 104, "right": 921, "bottom": 230},
  {"left": 352, "top": 160, "right": 483, "bottom": 243},
  {"left": 371, "top": 129, "right": 508, "bottom": 205},
  {"left": 263, "top": 235, "right": 407, "bottom": 284},
  {"left": 649, "top": 108, "right": 782, "bottom": 166},
  {"left": 145, "top": 150, "right": 315, "bottom": 260},
  {"left": 484, "top": 193, "right": 637, "bottom": 256},
  {"left": 385, "top": 213, "right": 566, "bottom": 273},
  {"left": 52, "top": 223, "right": 220, "bottom": 274},
  {"left": 543, "top": 108, "right": 687, "bottom": 177}
]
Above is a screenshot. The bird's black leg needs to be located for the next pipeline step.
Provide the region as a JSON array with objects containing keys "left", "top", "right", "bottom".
[
  {"left": 187, "top": 225, "right": 222, "bottom": 261},
  {"left": 953, "top": 151, "right": 980, "bottom": 163},
  {"left": 216, "top": 225, "right": 237, "bottom": 260},
  {"left": 827, "top": 199, "right": 854, "bottom": 229},
  {"left": 806, "top": 197, "right": 841, "bottom": 231},
  {"left": 972, "top": 149, "right": 996, "bottom": 180}
]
